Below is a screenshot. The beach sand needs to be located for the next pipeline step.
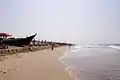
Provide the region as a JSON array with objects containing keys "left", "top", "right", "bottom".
[{"left": 0, "top": 47, "right": 73, "bottom": 80}]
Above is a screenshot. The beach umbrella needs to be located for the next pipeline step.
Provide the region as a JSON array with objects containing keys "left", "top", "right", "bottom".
[{"left": 0, "top": 33, "right": 12, "bottom": 37}]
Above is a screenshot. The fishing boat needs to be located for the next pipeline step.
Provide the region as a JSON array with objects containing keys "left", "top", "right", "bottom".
[{"left": 0, "top": 33, "right": 37, "bottom": 48}]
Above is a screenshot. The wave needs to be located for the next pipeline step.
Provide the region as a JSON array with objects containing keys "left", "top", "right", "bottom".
[
  {"left": 73, "top": 44, "right": 108, "bottom": 49},
  {"left": 71, "top": 45, "right": 108, "bottom": 53},
  {"left": 70, "top": 45, "right": 82, "bottom": 52},
  {"left": 108, "top": 45, "right": 120, "bottom": 50}
]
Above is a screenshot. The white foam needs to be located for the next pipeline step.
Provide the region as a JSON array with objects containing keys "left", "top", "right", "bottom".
[
  {"left": 84, "top": 44, "right": 107, "bottom": 48},
  {"left": 59, "top": 57, "right": 68, "bottom": 68},
  {"left": 59, "top": 51, "right": 78, "bottom": 80},
  {"left": 108, "top": 45, "right": 120, "bottom": 50},
  {"left": 71, "top": 49, "right": 81, "bottom": 52},
  {"left": 64, "top": 64, "right": 78, "bottom": 80},
  {"left": 70, "top": 45, "right": 82, "bottom": 52},
  {"left": 73, "top": 45, "right": 82, "bottom": 49}
]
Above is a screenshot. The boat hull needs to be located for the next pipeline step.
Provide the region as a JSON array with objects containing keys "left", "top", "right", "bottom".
[{"left": 1, "top": 34, "right": 37, "bottom": 46}]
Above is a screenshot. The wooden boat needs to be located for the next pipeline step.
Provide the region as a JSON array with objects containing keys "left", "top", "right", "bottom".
[{"left": 0, "top": 33, "right": 37, "bottom": 47}]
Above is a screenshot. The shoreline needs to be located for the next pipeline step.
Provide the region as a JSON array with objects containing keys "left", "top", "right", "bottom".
[
  {"left": 59, "top": 47, "right": 77, "bottom": 80},
  {"left": 0, "top": 47, "right": 74, "bottom": 80}
]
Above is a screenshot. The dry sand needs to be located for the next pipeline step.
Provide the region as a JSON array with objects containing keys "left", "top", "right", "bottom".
[{"left": 0, "top": 47, "right": 73, "bottom": 80}]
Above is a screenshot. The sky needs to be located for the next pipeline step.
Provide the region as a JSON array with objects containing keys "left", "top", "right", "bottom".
[{"left": 0, "top": 0, "right": 120, "bottom": 44}]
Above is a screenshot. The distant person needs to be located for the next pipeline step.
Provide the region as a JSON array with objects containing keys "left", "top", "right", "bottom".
[
  {"left": 69, "top": 44, "right": 71, "bottom": 49},
  {"left": 51, "top": 43, "right": 54, "bottom": 51}
]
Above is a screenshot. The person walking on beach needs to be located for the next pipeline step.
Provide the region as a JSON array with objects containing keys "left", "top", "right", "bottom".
[{"left": 51, "top": 43, "right": 54, "bottom": 51}]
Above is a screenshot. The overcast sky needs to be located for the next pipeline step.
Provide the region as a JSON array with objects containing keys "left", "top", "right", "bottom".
[{"left": 0, "top": 0, "right": 120, "bottom": 44}]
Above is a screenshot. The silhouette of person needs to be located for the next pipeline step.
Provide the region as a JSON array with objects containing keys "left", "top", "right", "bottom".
[{"left": 51, "top": 43, "right": 54, "bottom": 51}]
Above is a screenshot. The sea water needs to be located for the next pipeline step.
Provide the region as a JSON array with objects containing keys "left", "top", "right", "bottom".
[{"left": 60, "top": 45, "right": 120, "bottom": 80}]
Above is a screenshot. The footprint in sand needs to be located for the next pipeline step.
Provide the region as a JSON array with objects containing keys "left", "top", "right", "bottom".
[{"left": 0, "top": 69, "right": 7, "bottom": 74}]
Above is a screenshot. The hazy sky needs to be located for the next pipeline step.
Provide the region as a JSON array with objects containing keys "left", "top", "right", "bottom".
[{"left": 0, "top": 0, "right": 120, "bottom": 44}]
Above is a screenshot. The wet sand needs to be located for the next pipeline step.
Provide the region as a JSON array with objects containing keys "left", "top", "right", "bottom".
[{"left": 0, "top": 47, "right": 73, "bottom": 80}]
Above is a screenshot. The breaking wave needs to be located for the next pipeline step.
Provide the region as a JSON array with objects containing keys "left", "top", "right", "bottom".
[{"left": 108, "top": 45, "right": 120, "bottom": 50}]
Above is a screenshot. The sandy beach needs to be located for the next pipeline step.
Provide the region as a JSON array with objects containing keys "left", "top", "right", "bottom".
[{"left": 0, "top": 47, "right": 73, "bottom": 80}]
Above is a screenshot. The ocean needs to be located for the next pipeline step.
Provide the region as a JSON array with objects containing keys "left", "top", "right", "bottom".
[{"left": 59, "top": 45, "right": 120, "bottom": 80}]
